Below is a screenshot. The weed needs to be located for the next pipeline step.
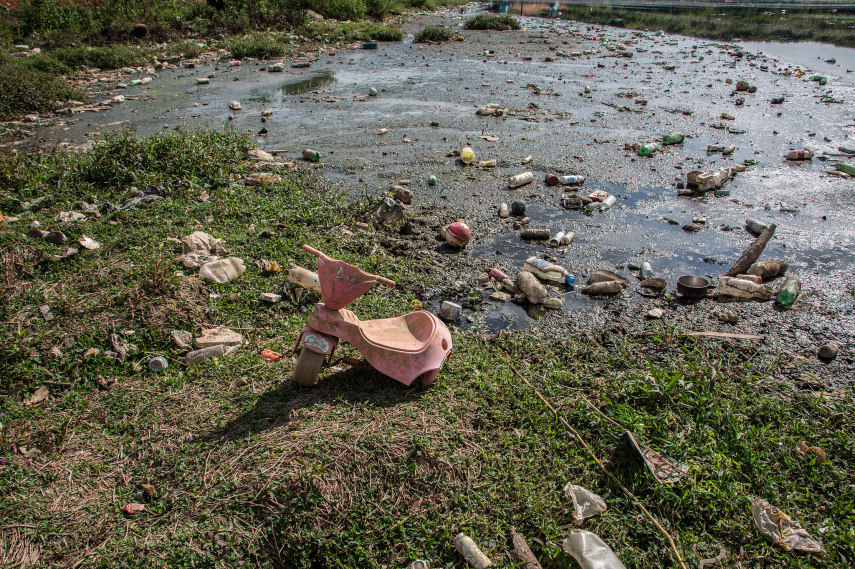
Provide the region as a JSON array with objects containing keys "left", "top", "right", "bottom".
[
  {"left": 464, "top": 14, "right": 520, "bottom": 31},
  {"left": 52, "top": 44, "right": 152, "bottom": 70},
  {"left": 308, "top": 0, "right": 368, "bottom": 22},
  {"left": 414, "top": 26, "right": 458, "bottom": 43},
  {"left": 301, "top": 20, "right": 402, "bottom": 42}
]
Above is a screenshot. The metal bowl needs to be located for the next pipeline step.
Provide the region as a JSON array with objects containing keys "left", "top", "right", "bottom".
[{"left": 677, "top": 275, "right": 710, "bottom": 297}]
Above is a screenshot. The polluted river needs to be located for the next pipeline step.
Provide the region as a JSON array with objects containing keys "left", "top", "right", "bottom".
[{"left": 36, "top": 7, "right": 855, "bottom": 382}]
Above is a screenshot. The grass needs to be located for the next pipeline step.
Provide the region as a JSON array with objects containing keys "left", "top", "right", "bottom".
[
  {"left": 1, "top": 129, "right": 853, "bottom": 567},
  {"left": 414, "top": 26, "right": 459, "bottom": 43},
  {"left": 228, "top": 33, "right": 291, "bottom": 60},
  {"left": 554, "top": 4, "right": 855, "bottom": 49},
  {"left": 0, "top": 55, "right": 84, "bottom": 120},
  {"left": 301, "top": 20, "right": 404, "bottom": 43},
  {"left": 464, "top": 14, "right": 521, "bottom": 31}
]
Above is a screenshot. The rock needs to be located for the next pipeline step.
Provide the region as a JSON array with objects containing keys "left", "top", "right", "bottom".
[
  {"left": 647, "top": 308, "right": 664, "bottom": 319},
  {"left": 260, "top": 292, "right": 281, "bottom": 303},
  {"left": 229, "top": 101, "right": 242, "bottom": 111},
  {"left": 489, "top": 291, "right": 512, "bottom": 302},
  {"left": 544, "top": 297, "right": 563, "bottom": 310},
  {"left": 392, "top": 186, "right": 414, "bottom": 205},
  {"left": 736, "top": 79, "right": 749, "bottom": 91},
  {"left": 718, "top": 310, "right": 739, "bottom": 323},
  {"left": 683, "top": 223, "right": 703, "bottom": 233},
  {"left": 587, "top": 270, "right": 629, "bottom": 287},
  {"left": 132, "top": 23, "right": 148, "bottom": 38},
  {"left": 171, "top": 330, "right": 193, "bottom": 349},
  {"left": 247, "top": 149, "right": 275, "bottom": 162},
  {"left": 818, "top": 342, "right": 839, "bottom": 360},
  {"left": 194, "top": 327, "right": 243, "bottom": 349},
  {"left": 516, "top": 271, "right": 547, "bottom": 304},
  {"left": 199, "top": 257, "right": 246, "bottom": 283}
]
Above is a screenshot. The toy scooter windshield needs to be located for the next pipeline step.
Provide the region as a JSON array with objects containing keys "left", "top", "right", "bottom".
[{"left": 316, "top": 254, "right": 377, "bottom": 310}]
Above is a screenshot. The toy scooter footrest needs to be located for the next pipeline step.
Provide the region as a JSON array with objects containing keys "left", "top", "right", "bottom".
[{"left": 297, "top": 327, "right": 338, "bottom": 355}]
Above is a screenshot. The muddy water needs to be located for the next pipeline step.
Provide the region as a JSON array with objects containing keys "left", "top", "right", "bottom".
[{"left": 38, "top": 9, "right": 855, "bottom": 352}]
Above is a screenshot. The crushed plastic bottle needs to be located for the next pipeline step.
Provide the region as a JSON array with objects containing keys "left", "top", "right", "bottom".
[
  {"left": 563, "top": 530, "right": 627, "bottom": 569},
  {"left": 303, "top": 148, "right": 321, "bottom": 162},
  {"left": 785, "top": 149, "right": 813, "bottom": 160},
  {"left": 461, "top": 146, "right": 475, "bottom": 165}
]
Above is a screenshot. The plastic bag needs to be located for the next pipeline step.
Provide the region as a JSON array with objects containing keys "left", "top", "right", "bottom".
[
  {"left": 564, "top": 484, "right": 607, "bottom": 524},
  {"left": 563, "top": 530, "right": 627, "bottom": 569},
  {"left": 751, "top": 497, "right": 824, "bottom": 553}
]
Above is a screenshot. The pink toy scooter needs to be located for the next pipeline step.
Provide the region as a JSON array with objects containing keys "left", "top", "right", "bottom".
[{"left": 292, "top": 245, "right": 452, "bottom": 387}]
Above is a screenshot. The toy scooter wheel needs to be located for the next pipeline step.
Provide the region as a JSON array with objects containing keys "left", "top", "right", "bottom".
[{"left": 292, "top": 348, "right": 325, "bottom": 386}]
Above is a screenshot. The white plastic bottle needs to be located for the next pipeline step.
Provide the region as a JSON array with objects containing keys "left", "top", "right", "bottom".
[
  {"left": 287, "top": 266, "right": 322, "bottom": 294},
  {"left": 508, "top": 172, "right": 535, "bottom": 188}
]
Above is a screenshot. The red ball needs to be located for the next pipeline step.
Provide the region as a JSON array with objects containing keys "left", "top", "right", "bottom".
[{"left": 445, "top": 222, "right": 472, "bottom": 248}]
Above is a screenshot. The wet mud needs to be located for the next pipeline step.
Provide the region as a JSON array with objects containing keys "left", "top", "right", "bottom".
[{"left": 34, "top": 7, "right": 855, "bottom": 385}]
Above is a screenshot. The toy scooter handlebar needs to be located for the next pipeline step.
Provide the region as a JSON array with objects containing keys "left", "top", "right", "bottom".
[{"left": 302, "top": 244, "right": 396, "bottom": 288}]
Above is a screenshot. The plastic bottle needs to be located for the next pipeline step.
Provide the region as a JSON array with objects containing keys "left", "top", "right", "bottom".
[
  {"left": 508, "top": 172, "right": 535, "bottom": 188},
  {"left": 717, "top": 276, "right": 773, "bottom": 300},
  {"left": 640, "top": 262, "right": 653, "bottom": 279},
  {"left": 510, "top": 201, "right": 526, "bottom": 216},
  {"left": 453, "top": 533, "right": 493, "bottom": 569},
  {"left": 599, "top": 195, "right": 616, "bottom": 210},
  {"left": 498, "top": 203, "right": 510, "bottom": 218},
  {"left": 489, "top": 268, "right": 509, "bottom": 281},
  {"left": 303, "top": 148, "right": 321, "bottom": 162},
  {"left": 287, "top": 266, "right": 322, "bottom": 294},
  {"left": 369, "top": 87, "right": 378, "bottom": 97},
  {"left": 785, "top": 149, "right": 813, "bottom": 160},
  {"left": 148, "top": 356, "right": 169, "bottom": 372},
  {"left": 549, "top": 231, "right": 566, "bottom": 247},
  {"left": 547, "top": 174, "right": 586, "bottom": 186},
  {"left": 460, "top": 147, "right": 475, "bottom": 165},
  {"left": 776, "top": 276, "right": 801, "bottom": 306},
  {"left": 736, "top": 274, "right": 762, "bottom": 284},
  {"left": 563, "top": 530, "right": 627, "bottom": 569},
  {"left": 638, "top": 142, "right": 661, "bottom": 156},
  {"left": 523, "top": 256, "right": 570, "bottom": 284},
  {"left": 562, "top": 231, "right": 575, "bottom": 245},
  {"left": 476, "top": 160, "right": 496, "bottom": 168},
  {"left": 515, "top": 271, "right": 547, "bottom": 304},
  {"left": 746, "top": 219, "right": 769, "bottom": 235},
  {"left": 429, "top": 175, "right": 438, "bottom": 186},
  {"left": 662, "top": 132, "right": 685, "bottom": 145},
  {"left": 184, "top": 344, "right": 239, "bottom": 364}
]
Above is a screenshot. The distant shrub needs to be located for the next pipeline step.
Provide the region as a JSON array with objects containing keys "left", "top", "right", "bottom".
[
  {"left": 228, "top": 33, "right": 288, "bottom": 59},
  {"left": 414, "top": 26, "right": 457, "bottom": 43},
  {"left": 464, "top": 14, "right": 520, "bottom": 31},
  {"left": 0, "top": 57, "right": 83, "bottom": 120},
  {"left": 301, "top": 21, "right": 401, "bottom": 42},
  {"left": 309, "top": 0, "right": 367, "bottom": 21}
]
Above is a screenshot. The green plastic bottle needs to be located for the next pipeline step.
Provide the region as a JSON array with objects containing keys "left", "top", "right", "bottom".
[
  {"left": 302, "top": 148, "right": 321, "bottom": 162},
  {"left": 369, "top": 87, "right": 378, "bottom": 97},
  {"left": 662, "top": 132, "right": 685, "bottom": 145},
  {"left": 836, "top": 162, "right": 855, "bottom": 176},
  {"left": 638, "top": 142, "right": 661, "bottom": 156},
  {"left": 776, "top": 276, "right": 801, "bottom": 306}
]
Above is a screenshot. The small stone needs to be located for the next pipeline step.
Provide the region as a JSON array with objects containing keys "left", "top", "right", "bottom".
[
  {"left": 172, "top": 330, "right": 193, "bottom": 349},
  {"left": 194, "top": 327, "right": 243, "bottom": 348},
  {"left": 229, "top": 101, "right": 242, "bottom": 111},
  {"left": 682, "top": 223, "right": 703, "bottom": 233},
  {"left": 692, "top": 216, "right": 707, "bottom": 225},
  {"left": 718, "top": 310, "right": 738, "bottom": 324},
  {"left": 247, "top": 149, "right": 274, "bottom": 162},
  {"left": 489, "top": 291, "right": 511, "bottom": 302},
  {"left": 544, "top": 297, "right": 563, "bottom": 310},
  {"left": 647, "top": 308, "right": 664, "bottom": 319},
  {"left": 224, "top": 293, "right": 241, "bottom": 302},
  {"left": 818, "top": 342, "right": 839, "bottom": 360},
  {"left": 260, "top": 292, "right": 281, "bottom": 304},
  {"left": 392, "top": 186, "right": 414, "bottom": 205}
]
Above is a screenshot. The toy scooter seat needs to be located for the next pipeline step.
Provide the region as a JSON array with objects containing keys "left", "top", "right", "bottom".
[{"left": 359, "top": 311, "right": 438, "bottom": 353}]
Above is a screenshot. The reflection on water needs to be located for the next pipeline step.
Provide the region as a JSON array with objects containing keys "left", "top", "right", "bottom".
[{"left": 248, "top": 72, "right": 336, "bottom": 102}]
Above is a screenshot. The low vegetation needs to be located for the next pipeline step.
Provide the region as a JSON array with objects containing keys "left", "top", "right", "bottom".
[
  {"left": 464, "top": 14, "right": 521, "bottom": 31},
  {"left": 414, "top": 26, "right": 459, "bottom": 43},
  {"left": 556, "top": 4, "right": 855, "bottom": 49},
  {"left": 0, "top": 130, "right": 853, "bottom": 567},
  {"left": 0, "top": 56, "right": 84, "bottom": 120}
]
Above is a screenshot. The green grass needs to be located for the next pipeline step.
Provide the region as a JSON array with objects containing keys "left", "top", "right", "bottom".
[
  {"left": 464, "top": 14, "right": 520, "bottom": 31},
  {"left": 0, "top": 56, "right": 84, "bottom": 120},
  {"left": 555, "top": 5, "right": 855, "bottom": 49},
  {"left": 302, "top": 20, "right": 404, "bottom": 43},
  {"left": 228, "top": 33, "right": 291, "bottom": 59},
  {"left": 51, "top": 44, "right": 153, "bottom": 70},
  {"left": 0, "top": 128, "right": 853, "bottom": 567},
  {"left": 414, "top": 26, "right": 459, "bottom": 43}
]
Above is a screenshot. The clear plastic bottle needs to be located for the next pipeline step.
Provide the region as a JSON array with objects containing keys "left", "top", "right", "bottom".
[
  {"left": 303, "top": 148, "right": 321, "bottom": 162},
  {"left": 508, "top": 172, "right": 535, "bottom": 188},
  {"left": 476, "top": 160, "right": 496, "bottom": 168},
  {"left": 461, "top": 147, "right": 475, "bottom": 165},
  {"left": 640, "top": 262, "right": 653, "bottom": 279},
  {"left": 746, "top": 219, "right": 769, "bottom": 235},
  {"left": 776, "top": 276, "right": 801, "bottom": 306}
]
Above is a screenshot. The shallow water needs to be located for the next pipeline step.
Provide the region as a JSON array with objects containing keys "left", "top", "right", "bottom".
[{"left": 36, "top": 9, "right": 855, "bottom": 334}]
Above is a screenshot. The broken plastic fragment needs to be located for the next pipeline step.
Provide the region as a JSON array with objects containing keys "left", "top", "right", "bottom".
[
  {"left": 623, "top": 431, "right": 688, "bottom": 484},
  {"left": 751, "top": 497, "right": 824, "bottom": 553},
  {"left": 564, "top": 483, "right": 607, "bottom": 523}
]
